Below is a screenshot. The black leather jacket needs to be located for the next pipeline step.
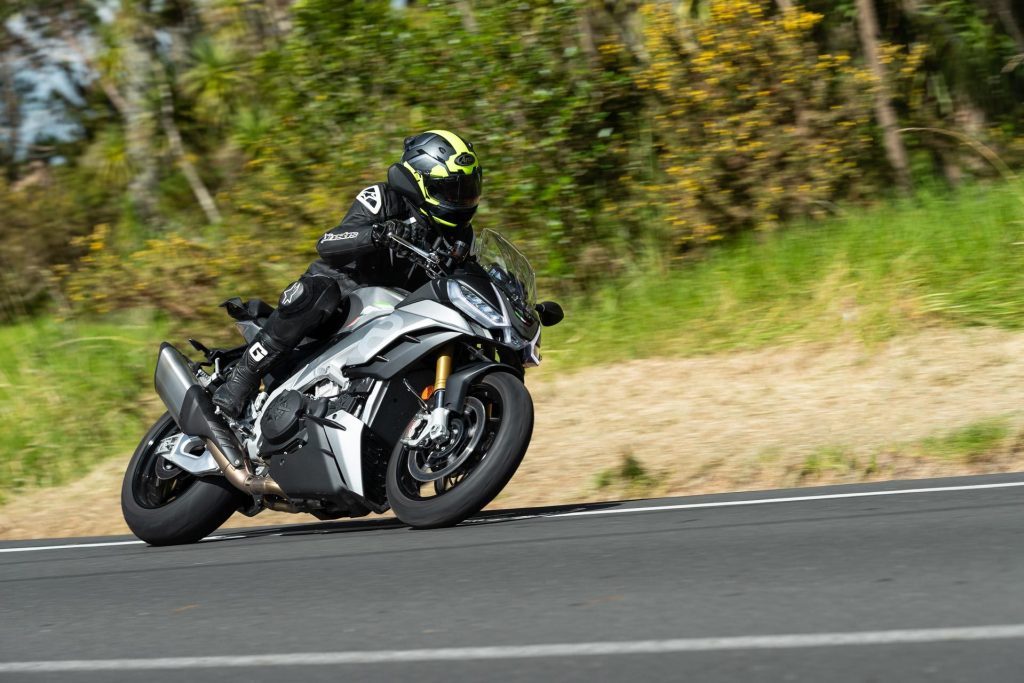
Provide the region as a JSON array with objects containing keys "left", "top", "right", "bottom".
[{"left": 304, "top": 183, "right": 474, "bottom": 293}]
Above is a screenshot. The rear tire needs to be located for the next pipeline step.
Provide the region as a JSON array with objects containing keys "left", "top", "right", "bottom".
[
  {"left": 121, "top": 412, "right": 247, "bottom": 546},
  {"left": 386, "top": 371, "right": 533, "bottom": 529}
]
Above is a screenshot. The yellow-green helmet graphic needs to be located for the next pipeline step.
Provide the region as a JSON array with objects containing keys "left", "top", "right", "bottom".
[{"left": 400, "top": 130, "right": 482, "bottom": 229}]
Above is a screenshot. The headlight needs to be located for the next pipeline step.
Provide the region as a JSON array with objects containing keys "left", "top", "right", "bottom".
[{"left": 448, "top": 281, "right": 508, "bottom": 328}]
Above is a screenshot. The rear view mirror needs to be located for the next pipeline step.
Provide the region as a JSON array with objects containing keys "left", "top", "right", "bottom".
[
  {"left": 535, "top": 301, "right": 564, "bottom": 327},
  {"left": 387, "top": 163, "right": 424, "bottom": 208}
]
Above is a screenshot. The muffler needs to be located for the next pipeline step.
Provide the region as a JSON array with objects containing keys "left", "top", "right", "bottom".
[
  {"left": 153, "top": 343, "right": 286, "bottom": 499},
  {"left": 154, "top": 343, "right": 199, "bottom": 426}
]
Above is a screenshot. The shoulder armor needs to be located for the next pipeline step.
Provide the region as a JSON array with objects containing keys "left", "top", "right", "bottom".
[
  {"left": 354, "top": 183, "right": 407, "bottom": 220},
  {"left": 355, "top": 185, "right": 384, "bottom": 215}
]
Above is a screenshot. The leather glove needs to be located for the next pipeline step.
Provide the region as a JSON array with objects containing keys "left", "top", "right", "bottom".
[{"left": 371, "top": 220, "right": 409, "bottom": 247}]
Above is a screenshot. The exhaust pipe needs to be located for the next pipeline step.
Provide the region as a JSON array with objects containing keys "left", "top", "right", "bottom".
[
  {"left": 204, "top": 440, "right": 286, "bottom": 498},
  {"left": 154, "top": 343, "right": 199, "bottom": 426},
  {"left": 154, "top": 343, "right": 286, "bottom": 500}
]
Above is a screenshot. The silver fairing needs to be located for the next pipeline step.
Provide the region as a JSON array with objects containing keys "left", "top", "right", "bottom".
[
  {"left": 242, "top": 291, "right": 479, "bottom": 498},
  {"left": 281, "top": 299, "right": 475, "bottom": 393},
  {"left": 340, "top": 287, "right": 406, "bottom": 332}
]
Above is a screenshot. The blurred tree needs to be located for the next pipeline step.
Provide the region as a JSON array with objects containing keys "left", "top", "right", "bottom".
[
  {"left": 179, "top": 37, "right": 242, "bottom": 127},
  {"left": 0, "top": 27, "right": 22, "bottom": 181},
  {"left": 0, "top": 0, "right": 1020, "bottom": 321},
  {"left": 855, "top": 0, "right": 912, "bottom": 191},
  {"left": 984, "top": 0, "right": 1023, "bottom": 54},
  {"left": 637, "top": 0, "right": 877, "bottom": 245},
  {"left": 110, "top": 3, "right": 162, "bottom": 223}
]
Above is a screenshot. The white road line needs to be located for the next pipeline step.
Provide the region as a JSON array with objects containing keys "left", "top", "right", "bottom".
[
  {"left": 2, "top": 481, "right": 1023, "bottom": 554},
  {"left": 3, "top": 624, "right": 1024, "bottom": 672},
  {"left": 0, "top": 534, "right": 245, "bottom": 555},
  {"left": 0, "top": 540, "right": 144, "bottom": 553},
  {"left": 467, "top": 480, "right": 1024, "bottom": 524}
]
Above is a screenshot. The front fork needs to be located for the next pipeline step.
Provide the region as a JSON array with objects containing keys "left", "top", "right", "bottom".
[
  {"left": 401, "top": 345, "right": 455, "bottom": 449},
  {"left": 431, "top": 344, "right": 453, "bottom": 410}
]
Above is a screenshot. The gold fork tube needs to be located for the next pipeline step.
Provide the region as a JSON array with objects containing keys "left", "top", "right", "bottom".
[{"left": 434, "top": 345, "right": 454, "bottom": 391}]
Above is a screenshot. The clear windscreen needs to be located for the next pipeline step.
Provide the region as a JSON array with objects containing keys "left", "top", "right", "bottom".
[{"left": 473, "top": 229, "right": 537, "bottom": 310}]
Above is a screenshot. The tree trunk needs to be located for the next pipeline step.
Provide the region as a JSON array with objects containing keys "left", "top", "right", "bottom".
[
  {"left": 992, "top": 0, "right": 1024, "bottom": 54},
  {"left": 159, "top": 82, "right": 222, "bottom": 225},
  {"left": 577, "top": 3, "right": 598, "bottom": 68},
  {"left": 62, "top": 31, "right": 130, "bottom": 118},
  {"left": 855, "top": 0, "right": 913, "bottom": 193},
  {"left": 120, "top": 28, "right": 161, "bottom": 224},
  {"left": 617, "top": 1, "right": 648, "bottom": 63},
  {"left": 456, "top": 0, "right": 478, "bottom": 33},
  {"left": 0, "top": 50, "right": 20, "bottom": 181}
]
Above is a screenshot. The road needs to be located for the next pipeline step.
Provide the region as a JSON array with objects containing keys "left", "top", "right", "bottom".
[{"left": 2, "top": 473, "right": 1024, "bottom": 681}]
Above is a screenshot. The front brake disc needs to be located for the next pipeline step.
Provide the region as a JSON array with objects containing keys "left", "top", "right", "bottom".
[{"left": 407, "top": 397, "right": 487, "bottom": 482}]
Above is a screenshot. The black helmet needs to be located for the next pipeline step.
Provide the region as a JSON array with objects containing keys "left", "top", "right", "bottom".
[{"left": 399, "top": 130, "right": 482, "bottom": 229}]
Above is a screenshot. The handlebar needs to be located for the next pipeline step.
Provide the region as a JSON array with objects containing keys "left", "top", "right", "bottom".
[
  {"left": 387, "top": 232, "right": 471, "bottom": 279},
  {"left": 388, "top": 232, "right": 435, "bottom": 263},
  {"left": 387, "top": 232, "right": 445, "bottom": 278}
]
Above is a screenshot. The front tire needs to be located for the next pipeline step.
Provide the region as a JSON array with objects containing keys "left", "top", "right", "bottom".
[
  {"left": 386, "top": 371, "right": 533, "bottom": 529},
  {"left": 121, "top": 412, "right": 247, "bottom": 546}
]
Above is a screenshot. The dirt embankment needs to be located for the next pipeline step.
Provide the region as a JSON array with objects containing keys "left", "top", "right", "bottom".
[{"left": 4, "top": 327, "right": 1024, "bottom": 540}]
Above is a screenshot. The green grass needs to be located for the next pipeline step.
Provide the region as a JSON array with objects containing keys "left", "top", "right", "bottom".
[
  {"left": 0, "top": 314, "right": 167, "bottom": 501},
  {"left": 918, "top": 418, "right": 1011, "bottom": 462},
  {"left": 799, "top": 445, "right": 861, "bottom": 479},
  {"left": 594, "top": 451, "right": 658, "bottom": 493},
  {"left": 543, "top": 181, "right": 1024, "bottom": 367},
  {"left": 796, "top": 418, "right": 1013, "bottom": 482}
]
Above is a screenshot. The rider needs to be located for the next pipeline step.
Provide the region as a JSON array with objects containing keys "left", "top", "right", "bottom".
[{"left": 212, "top": 130, "right": 483, "bottom": 418}]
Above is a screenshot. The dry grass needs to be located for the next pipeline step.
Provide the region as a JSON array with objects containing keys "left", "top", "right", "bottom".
[
  {"left": 4, "top": 326, "right": 1024, "bottom": 540},
  {"left": 496, "top": 326, "right": 1024, "bottom": 508}
]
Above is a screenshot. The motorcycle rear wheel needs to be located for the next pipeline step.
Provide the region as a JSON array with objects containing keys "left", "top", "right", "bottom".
[
  {"left": 386, "top": 371, "right": 533, "bottom": 529},
  {"left": 121, "top": 412, "right": 247, "bottom": 546}
]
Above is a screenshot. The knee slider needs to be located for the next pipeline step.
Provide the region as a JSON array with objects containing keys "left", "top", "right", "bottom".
[
  {"left": 268, "top": 275, "right": 342, "bottom": 344},
  {"left": 277, "top": 275, "right": 338, "bottom": 317}
]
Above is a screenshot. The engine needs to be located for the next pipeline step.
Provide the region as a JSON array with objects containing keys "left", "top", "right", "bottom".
[
  {"left": 258, "top": 390, "right": 326, "bottom": 456},
  {"left": 255, "top": 379, "right": 375, "bottom": 518},
  {"left": 257, "top": 378, "right": 372, "bottom": 458}
]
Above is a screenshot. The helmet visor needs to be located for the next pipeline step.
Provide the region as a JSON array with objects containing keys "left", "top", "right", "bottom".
[{"left": 424, "top": 169, "right": 482, "bottom": 208}]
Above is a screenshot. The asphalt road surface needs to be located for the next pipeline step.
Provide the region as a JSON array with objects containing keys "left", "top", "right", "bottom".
[{"left": 3, "top": 473, "right": 1024, "bottom": 682}]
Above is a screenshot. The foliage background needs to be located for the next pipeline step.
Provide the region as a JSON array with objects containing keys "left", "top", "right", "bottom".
[{"left": 1, "top": 0, "right": 1022, "bottom": 324}]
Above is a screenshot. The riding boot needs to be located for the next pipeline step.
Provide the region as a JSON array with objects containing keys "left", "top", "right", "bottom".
[{"left": 212, "top": 332, "right": 289, "bottom": 418}]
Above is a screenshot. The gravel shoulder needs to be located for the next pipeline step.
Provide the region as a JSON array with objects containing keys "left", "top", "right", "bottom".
[{"left": 4, "top": 327, "right": 1024, "bottom": 540}]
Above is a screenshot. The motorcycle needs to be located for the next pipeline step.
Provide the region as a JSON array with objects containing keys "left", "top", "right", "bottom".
[{"left": 120, "top": 226, "right": 563, "bottom": 545}]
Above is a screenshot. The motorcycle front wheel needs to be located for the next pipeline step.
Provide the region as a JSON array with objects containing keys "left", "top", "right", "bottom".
[
  {"left": 121, "top": 412, "right": 247, "bottom": 545},
  {"left": 386, "top": 371, "right": 533, "bottom": 529}
]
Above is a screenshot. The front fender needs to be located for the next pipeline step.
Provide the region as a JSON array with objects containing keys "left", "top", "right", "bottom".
[{"left": 443, "top": 361, "right": 524, "bottom": 412}]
